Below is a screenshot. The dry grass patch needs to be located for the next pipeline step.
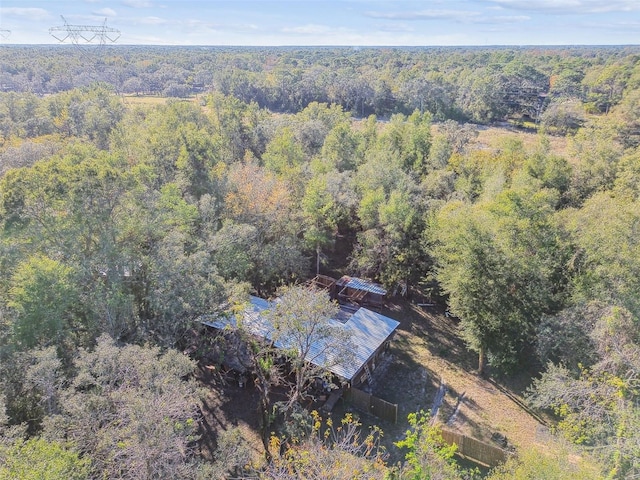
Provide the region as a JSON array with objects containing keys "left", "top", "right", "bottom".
[
  {"left": 360, "top": 298, "right": 552, "bottom": 462},
  {"left": 472, "top": 124, "right": 569, "bottom": 157},
  {"left": 121, "top": 94, "right": 202, "bottom": 108}
]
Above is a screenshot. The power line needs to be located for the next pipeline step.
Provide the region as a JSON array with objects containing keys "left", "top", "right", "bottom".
[
  {"left": 49, "top": 16, "right": 120, "bottom": 45},
  {"left": 0, "top": 30, "right": 10, "bottom": 40},
  {"left": 47, "top": 15, "right": 127, "bottom": 104}
]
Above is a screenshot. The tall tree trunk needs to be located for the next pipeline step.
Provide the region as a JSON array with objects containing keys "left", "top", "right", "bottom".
[
  {"left": 478, "top": 347, "right": 485, "bottom": 375},
  {"left": 256, "top": 374, "right": 272, "bottom": 461},
  {"left": 316, "top": 244, "right": 321, "bottom": 276},
  {"left": 260, "top": 398, "right": 272, "bottom": 462}
]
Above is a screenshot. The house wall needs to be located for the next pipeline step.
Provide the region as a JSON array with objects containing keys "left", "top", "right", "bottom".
[{"left": 352, "top": 338, "right": 393, "bottom": 387}]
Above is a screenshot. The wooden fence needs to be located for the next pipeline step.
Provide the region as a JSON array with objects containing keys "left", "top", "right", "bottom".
[
  {"left": 344, "top": 387, "right": 398, "bottom": 424},
  {"left": 440, "top": 428, "right": 512, "bottom": 467}
]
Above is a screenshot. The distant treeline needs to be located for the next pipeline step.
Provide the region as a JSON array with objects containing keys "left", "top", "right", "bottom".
[{"left": 1, "top": 45, "right": 639, "bottom": 123}]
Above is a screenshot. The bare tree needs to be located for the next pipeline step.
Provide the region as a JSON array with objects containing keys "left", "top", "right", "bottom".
[
  {"left": 43, "top": 335, "right": 205, "bottom": 480},
  {"left": 268, "top": 285, "right": 355, "bottom": 408}
]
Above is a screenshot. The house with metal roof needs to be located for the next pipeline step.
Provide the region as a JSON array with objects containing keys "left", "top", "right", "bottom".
[{"left": 202, "top": 295, "right": 399, "bottom": 386}]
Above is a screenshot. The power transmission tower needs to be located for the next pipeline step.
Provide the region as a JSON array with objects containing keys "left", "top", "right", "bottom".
[
  {"left": 47, "top": 15, "right": 126, "bottom": 103},
  {"left": 49, "top": 16, "right": 120, "bottom": 45}
]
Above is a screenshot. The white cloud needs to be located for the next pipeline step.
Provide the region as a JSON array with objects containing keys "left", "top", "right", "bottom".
[
  {"left": 376, "top": 23, "right": 417, "bottom": 33},
  {"left": 486, "top": 0, "right": 640, "bottom": 14},
  {"left": 175, "top": 18, "right": 257, "bottom": 34},
  {"left": 184, "top": 19, "right": 217, "bottom": 29},
  {"left": 94, "top": 8, "right": 117, "bottom": 17},
  {"left": 365, "top": 9, "right": 481, "bottom": 22},
  {"left": 122, "top": 0, "right": 153, "bottom": 7},
  {"left": 282, "top": 24, "right": 341, "bottom": 35},
  {"left": 0, "top": 7, "right": 50, "bottom": 21},
  {"left": 364, "top": 8, "right": 528, "bottom": 25},
  {"left": 581, "top": 20, "right": 640, "bottom": 30},
  {"left": 280, "top": 24, "right": 349, "bottom": 36},
  {"left": 140, "top": 16, "right": 167, "bottom": 25},
  {"left": 476, "top": 15, "right": 530, "bottom": 24}
]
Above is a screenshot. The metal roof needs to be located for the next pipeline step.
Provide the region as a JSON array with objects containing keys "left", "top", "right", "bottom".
[
  {"left": 202, "top": 295, "right": 399, "bottom": 382},
  {"left": 337, "top": 276, "right": 387, "bottom": 296}
]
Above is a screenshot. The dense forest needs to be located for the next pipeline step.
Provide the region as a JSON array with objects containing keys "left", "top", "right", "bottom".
[
  {"left": 0, "top": 45, "right": 639, "bottom": 479},
  {"left": 2, "top": 44, "right": 640, "bottom": 124}
]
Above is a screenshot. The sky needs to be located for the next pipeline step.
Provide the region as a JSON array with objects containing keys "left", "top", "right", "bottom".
[{"left": 0, "top": 0, "right": 639, "bottom": 46}]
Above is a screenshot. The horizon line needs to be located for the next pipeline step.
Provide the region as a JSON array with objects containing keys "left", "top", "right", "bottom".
[{"left": 1, "top": 43, "right": 639, "bottom": 48}]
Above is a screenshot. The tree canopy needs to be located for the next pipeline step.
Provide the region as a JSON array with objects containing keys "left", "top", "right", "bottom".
[{"left": 1, "top": 44, "right": 639, "bottom": 479}]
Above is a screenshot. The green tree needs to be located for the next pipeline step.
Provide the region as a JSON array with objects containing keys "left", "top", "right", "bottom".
[
  {"left": 567, "top": 192, "right": 640, "bottom": 318},
  {"left": 393, "top": 411, "right": 461, "bottom": 480},
  {"left": 457, "top": 69, "right": 508, "bottom": 123},
  {"left": 431, "top": 185, "right": 570, "bottom": 372},
  {"left": 0, "top": 347, "right": 63, "bottom": 431},
  {"left": 144, "top": 228, "right": 225, "bottom": 347},
  {"left": 487, "top": 443, "right": 602, "bottom": 480},
  {"left": 205, "top": 91, "right": 266, "bottom": 162},
  {"left": 583, "top": 63, "right": 629, "bottom": 114},
  {"left": 383, "top": 110, "right": 432, "bottom": 176},
  {"left": 535, "top": 302, "right": 603, "bottom": 372},
  {"left": 0, "top": 438, "right": 89, "bottom": 480},
  {"left": 567, "top": 119, "right": 623, "bottom": 204},
  {"left": 261, "top": 412, "right": 387, "bottom": 479},
  {"left": 352, "top": 185, "right": 426, "bottom": 290},
  {"left": 318, "top": 122, "right": 361, "bottom": 172},
  {"left": 7, "top": 255, "right": 78, "bottom": 350},
  {"left": 223, "top": 161, "right": 308, "bottom": 293},
  {"left": 208, "top": 221, "right": 258, "bottom": 282},
  {"left": 613, "top": 89, "right": 640, "bottom": 148},
  {"left": 293, "top": 102, "right": 351, "bottom": 158},
  {"left": 110, "top": 100, "right": 212, "bottom": 188},
  {"left": 540, "top": 98, "right": 585, "bottom": 135},
  {"left": 47, "top": 84, "right": 124, "bottom": 149},
  {"left": 0, "top": 147, "right": 139, "bottom": 342},
  {"left": 262, "top": 127, "right": 306, "bottom": 178},
  {"left": 613, "top": 148, "right": 640, "bottom": 201},
  {"left": 529, "top": 306, "right": 640, "bottom": 478},
  {"left": 175, "top": 124, "right": 219, "bottom": 200},
  {"left": 524, "top": 139, "right": 572, "bottom": 198},
  {"left": 301, "top": 175, "right": 339, "bottom": 275},
  {"left": 351, "top": 141, "right": 427, "bottom": 289}
]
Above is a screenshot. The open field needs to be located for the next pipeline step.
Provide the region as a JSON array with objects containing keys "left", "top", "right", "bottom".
[
  {"left": 121, "top": 94, "right": 203, "bottom": 107},
  {"left": 473, "top": 123, "right": 570, "bottom": 158}
]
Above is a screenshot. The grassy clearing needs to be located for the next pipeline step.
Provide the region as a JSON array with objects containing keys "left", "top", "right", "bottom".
[
  {"left": 121, "top": 94, "right": 203, "bottom": 108},
  {"left": 472, "top": 124, "right": 569, "bottom": 158},
  {"left": 353, "top": 298, "right": 553, "bottom": 464}
]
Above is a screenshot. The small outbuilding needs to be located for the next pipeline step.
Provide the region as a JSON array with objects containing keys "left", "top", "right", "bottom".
[{"left": 334, "top": 275, "right": 387, "bottom": 311}]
